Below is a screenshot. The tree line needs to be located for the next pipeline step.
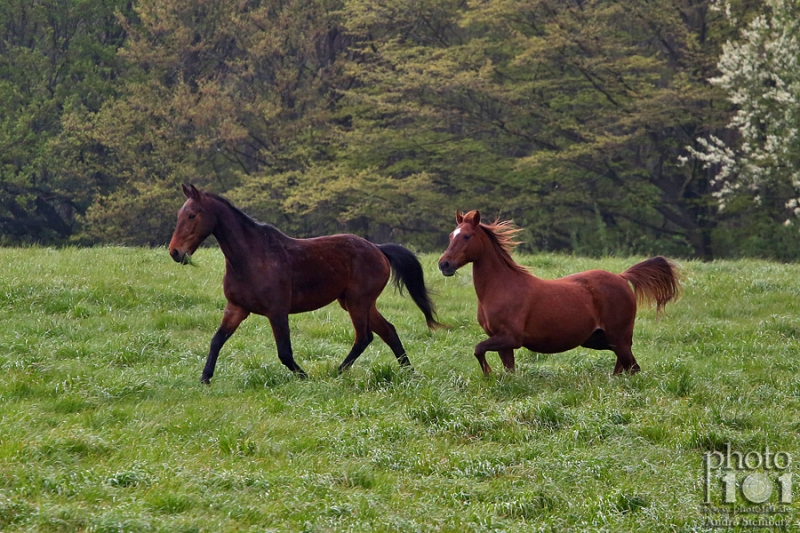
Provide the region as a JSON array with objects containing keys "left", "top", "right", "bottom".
[{"left": 1, "top": 0, "right": 796, "bottom": 261}]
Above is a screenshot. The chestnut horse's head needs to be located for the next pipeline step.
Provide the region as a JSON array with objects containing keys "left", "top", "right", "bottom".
[
  {"left": 169, "top": 184, "right": 218, "bottom": 264},
  {"left": 438, "top": 210, "right": 484, "bottom": 276}
]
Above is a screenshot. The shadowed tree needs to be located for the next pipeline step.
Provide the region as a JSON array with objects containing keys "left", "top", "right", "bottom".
[
  {"left": 0, "top": 0, "right": 129, "bottom": 243},
  {"left": 337, "top": 0, "right": 751, "bottom": 259},
  {"left": 78, "top": 0, "right": 354, "bottom": 244}
]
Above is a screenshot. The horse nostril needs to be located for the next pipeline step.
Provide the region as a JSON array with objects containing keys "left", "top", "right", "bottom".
[{"left": 439, "top": 260, "right": 450, "bottom": 270}]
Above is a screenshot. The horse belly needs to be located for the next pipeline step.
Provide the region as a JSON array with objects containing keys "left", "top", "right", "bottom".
[
  {"left": 523, "top": 336, "right": 589, "bottom": 354},
  {"left": 222, "top": 235, "right": 385, "bottom": 316},
  {"left": 287, "top": 237, "right": 386, "bottom": 313},
  {"left": 522, "top": 327, "right": 595, "bottom": 353},
  {"left": 284, "top": 262, "right": 348, "bottom": 312},
  {"left": 223, "top": 281, "right": 284, "bottom": 316},
  {"left": 520, "top": 302, "right": 598, "bottom": 354},
  {"left": 289, "top": 284, "right": 343, "bottom": 314}
]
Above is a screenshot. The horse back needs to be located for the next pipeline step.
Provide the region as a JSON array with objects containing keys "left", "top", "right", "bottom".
[
  {"left": 558, "top": 269, "right": 637, "bottom": 328},
  {"left": 284, "top": 234, "right": 391, "bottom": 312},
  {"left": 221, "top": 233, "right": 390, "bottom": 316},
  {"left": 559, "top": 268, "right": 635, "bottom": 307}
]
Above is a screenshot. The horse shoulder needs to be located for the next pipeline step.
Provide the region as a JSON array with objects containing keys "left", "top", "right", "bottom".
[
  {"left": 476, "top": 276, "right": 537, "bottom": 334},
  {"left": 221, "top": 247, "right": 292, "bottom": 315}
]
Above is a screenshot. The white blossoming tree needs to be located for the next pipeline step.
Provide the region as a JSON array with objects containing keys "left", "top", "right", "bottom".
[{"left": 687, "top": 0, "right": 800, "bottom": 222}]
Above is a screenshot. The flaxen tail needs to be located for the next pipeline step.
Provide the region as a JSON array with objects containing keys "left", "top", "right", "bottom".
[{"left": 620, "top": 256, "right": 682, "bottom": 314}]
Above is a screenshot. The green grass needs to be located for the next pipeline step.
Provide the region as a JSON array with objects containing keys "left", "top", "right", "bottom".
[{"left": 0, "top": 247, "right": 799, "bottom": 532}]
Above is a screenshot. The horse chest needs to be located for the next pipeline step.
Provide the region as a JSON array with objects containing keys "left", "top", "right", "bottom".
[
  {"left": 477, "top": 303, "right": 523, "bottom": 336},
  {"left": 222, "top": 270, "right": 289, "bottom": 315}
]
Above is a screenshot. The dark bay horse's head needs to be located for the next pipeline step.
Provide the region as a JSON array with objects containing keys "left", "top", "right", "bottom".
[
  {"left": 438, "top": 210, "right": 483, "bottom": 276},
  {"left": 169, "top": 184, "right": 217, "bottom": 264}
]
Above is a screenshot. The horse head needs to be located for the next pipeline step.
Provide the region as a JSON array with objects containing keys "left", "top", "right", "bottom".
[
  {"left": 169, "top": 184, "right": 218, "bottom": 264},
  {"left": 438, "top": 210, "right": 483, "bottom": 276}
]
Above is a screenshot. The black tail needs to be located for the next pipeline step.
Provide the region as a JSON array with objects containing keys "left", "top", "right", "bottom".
[{"left": 378, "top": 244, "right": 442, "bottom": 329}]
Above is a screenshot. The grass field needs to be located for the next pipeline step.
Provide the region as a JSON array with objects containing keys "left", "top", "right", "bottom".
[{"left": 0, "top": 246, "right": 799, "bottom": 532}]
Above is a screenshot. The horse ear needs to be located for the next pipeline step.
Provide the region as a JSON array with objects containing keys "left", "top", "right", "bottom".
[
  {"left": 182, "top": 184, "right": 201, "bottom": 200},
  {"left": 455, "top": 211, "right": 464, "bottom": 224},
  {"left": 471, "top": 210, "right": 481, "bottom": 226}
]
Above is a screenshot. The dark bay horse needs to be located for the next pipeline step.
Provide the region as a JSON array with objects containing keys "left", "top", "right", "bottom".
[
  {"left": 437, "top": 210, "right": 681, "bottom": 375},
  {"left": 169, "top": 184, "right": 440, "bottom": 383}
]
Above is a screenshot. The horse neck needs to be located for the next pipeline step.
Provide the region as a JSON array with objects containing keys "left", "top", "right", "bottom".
[
  {"left": 471, "top": 235, "right": 533, "bottom": 299},
  {"left": 208, "top": 199, "right": 270, "bottom": 268}
]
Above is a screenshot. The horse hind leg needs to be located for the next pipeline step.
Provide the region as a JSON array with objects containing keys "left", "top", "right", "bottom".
[
  {"left": 581, "top": 328, "right": 639, "bottom": 375},
  {"left": 581, "top": 328, "right": 611, "bottom": 350},
  {"left": 612, "top": 342, "right": 640, "bottom": 375},
  {"left": 337, "top": 299, "right": 375, "bottom": 373},
  {"left": 369, "top": 305, "right": 412, "bottom": 368}
]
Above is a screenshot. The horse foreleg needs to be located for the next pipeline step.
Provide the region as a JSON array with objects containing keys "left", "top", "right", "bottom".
[
  {"left": 268, "top": 315, "right": 307, "bottom": 378},
  {"left": 498, "top": 349, "right": 516, "bottom": 372},
  {"left": 202, "top": 303, "right": 249, "bottom": 384},
  {"left": 338, "top": 303, "right": 374, "bottom": 373},
  {"left": 474, "top": 333, "right": 521, "bottom": 376}
]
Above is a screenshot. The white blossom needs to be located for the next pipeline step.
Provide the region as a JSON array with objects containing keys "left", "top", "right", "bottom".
[{"left": 689, "top": 0, "right": 800, "bottom": 216}]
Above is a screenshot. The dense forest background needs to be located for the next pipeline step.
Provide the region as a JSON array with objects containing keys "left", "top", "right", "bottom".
[{"left": 1, "top": 0, "right": 797, "bottom": 261}]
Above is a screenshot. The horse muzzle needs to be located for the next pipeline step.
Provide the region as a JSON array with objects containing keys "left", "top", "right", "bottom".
[
  {"left": 438, "top": 259, "right": 457, "bottom": 277},
  {"left": 169, "top": 248, "right": 191, "bottom": 264}
]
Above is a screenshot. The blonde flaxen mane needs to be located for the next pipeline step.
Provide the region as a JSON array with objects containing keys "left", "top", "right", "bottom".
[{"left": 478, "top": 219, "right": 529, "bottom": 275}]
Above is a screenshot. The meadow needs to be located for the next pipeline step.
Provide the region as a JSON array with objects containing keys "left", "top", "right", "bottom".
[{"left": 0, "top": 247, "right": 798, "bottom": 532}]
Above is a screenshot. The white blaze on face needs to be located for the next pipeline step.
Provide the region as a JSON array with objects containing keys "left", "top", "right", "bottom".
[{"left": 452, "top": 227, "right": 461, "bottom": 238}]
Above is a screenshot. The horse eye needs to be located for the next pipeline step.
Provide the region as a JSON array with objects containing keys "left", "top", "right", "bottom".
[
  {"left": 188, "top": 214, "right": 196, "bottom": 220},
  {"left": 463, "top": 235, "right": 470, "bottom": 240}
]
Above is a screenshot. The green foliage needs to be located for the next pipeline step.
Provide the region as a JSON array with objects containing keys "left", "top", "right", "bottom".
[
  {"left": 1, "top": 247, "right": 800, "bottom": 530},
  {"left": 6, "top": 0, "right": 799, "bottom": 261},
  {"left": 338, "top": 0, "right": 736, "bottom": 258},
  {"left": 0, "top": 0, "right": 129, "bottom": 243},
  {"left": 688, "top": 0, "right": 800, "bottom": 223},
  {"left": 74, "top": 0, "right": 352, "bottom": 243}
]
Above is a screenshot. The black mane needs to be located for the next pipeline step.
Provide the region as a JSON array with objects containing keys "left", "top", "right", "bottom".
[{"left": 205, "top": 192, "right": 284, "bottom": 238}]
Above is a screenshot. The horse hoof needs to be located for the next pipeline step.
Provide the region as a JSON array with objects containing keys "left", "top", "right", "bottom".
[{"left": 200, "top": 377, "right": 211, "bottom": 385}]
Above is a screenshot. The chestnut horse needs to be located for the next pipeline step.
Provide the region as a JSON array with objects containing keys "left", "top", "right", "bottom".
[
  {"left": 169, "top": 184, "right": 440, "bottom": 383},
  {"left": 438, "top": 210, "right": 681, "bottom": 375}
]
